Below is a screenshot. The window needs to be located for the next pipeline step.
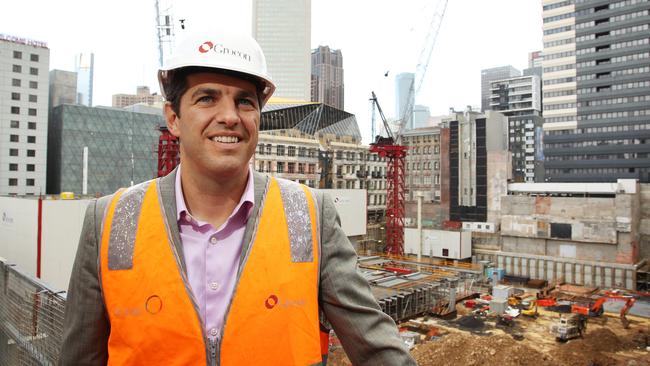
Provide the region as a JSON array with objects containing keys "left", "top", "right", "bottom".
[
  {"left": 276, "top": 145, "right": 285, "bottom": 156},
  {"left": 26, "top": 179, "right": 35, "bottom": 186},
  {"left": 12, "top": 64, "right": 22, "bottom": 73},
  {"left": 27, "top": 136, "right": 36, "bottom": 143},
  {"left": 27, "top": 150, "right": 35, "bottom": 157},
  {"left": 9, "top": 164, "right": 18, "bottom": 171},
  {"left": 11, "top": 106, "right": 19, "bottom": 114},
  {"left": 13, "top": 51, "right": 22, "bottom": 59},
  {"left": 11, "top": 92, "right": 20, "bottom": 100},
  {"left": 9, "top": 149, "right": 18, "bottom": 156},
  {"left": 12, "top": 78, "right": 21, "bottom": 87},
  {"left": 28, "top": 122, "right": 36, "bottom": 130},
  {"left": 10, "top": 120, "right": 19, "bottom": 128},
  {"left": 26, "top": 164, "right": 35, "bottom": 172},
  {"left": 10, "top": 135, "right": 19, "bottom": 142},
  {"left": 442, "top": 248, "right": 449, "bottom": 257},
  {"left": 288, "top": 146, "right": 296, "bottom": 157},
  {"left": 28, "top": 94, "right": 37, "bottom": 102},
  {"left": 28, "top": 108, "right": 37, "bottom": 116},
  {"left": 30, "top": 54, "right": 39, "bottom": 62},
  {"left": 276, "top": 162, "right": 284, "bottom": 173},
  {"left": 29, "top": 81, "right": 37, "bottom": 89},
  {"left": 30, "top": 67, "right": 38, "bottom": 76},
  {"left": 8, "top": 179, "right": 18, "bottom": 186},
  {"left": 288, "top": 162, "right": 295, "bottom": 173}
]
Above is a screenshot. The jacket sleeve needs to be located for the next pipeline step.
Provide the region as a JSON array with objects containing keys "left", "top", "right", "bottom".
[
  {"left": 317, "top": 191, "right": 416, "bottom": 365},
  {"left": 59, "top": 197, "right": 111, "bottom": 366}
]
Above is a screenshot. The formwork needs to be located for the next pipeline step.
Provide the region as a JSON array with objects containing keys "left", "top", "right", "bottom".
[{"left": 358, "top": 256, "right": 483, "bottom": 322}]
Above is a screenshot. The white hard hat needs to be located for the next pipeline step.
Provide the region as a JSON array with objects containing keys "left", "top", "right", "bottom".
[{"left": 158, "top": 27, "right": 275, "bottom": 106}]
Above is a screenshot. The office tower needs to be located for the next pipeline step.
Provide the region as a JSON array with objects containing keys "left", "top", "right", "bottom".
[
  {"left": 395, "top": 72, "right": 414, "bottom": 128},
  {"left": 413, "top": 105, "right": 431, "bottom": 129},
  {"left": 75, "top": 52, "right": 94, "bottom": 106},
  {"left": 311, "top": 45, "right": 344, "bottom": 109},
  {"left": 0, "top": 34, "right": 50, "bottom": 195},
  {"left": 480, "top": 66, "right": 521, "bottom": 112},
  {"left": 47, "top": 105, "right": 162, "bottom": 195},
  {"left": 490, "top": 75, "right": 544, "bottom": 182},
  {"left": 253, "top": 0, "right": 311, "bottom": 101},
  {"left": 542, "top": 0, "right": 650, "bottom": 182},
  {"left": 49, "top": 70, "right": 77, "bottom": 109},
  {"left": 525, "top": 50, "right": 544, "bottom": 77},
  {"left": 112, "top": 86, "right": 164, "bottom": 108}
]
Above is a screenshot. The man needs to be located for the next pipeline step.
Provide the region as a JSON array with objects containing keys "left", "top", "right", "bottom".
[{"left": 60, "top": 27, "right": 415, "bottom": 366}]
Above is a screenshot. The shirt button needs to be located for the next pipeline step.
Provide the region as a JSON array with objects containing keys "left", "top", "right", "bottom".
[
  {"left": 210, "top": 282, "right": 219, "bottom": 291},
  {"left": 210, "top": 328, "right": 218, "bottom": 337},
  {"left": 210, "top": 237, "right": 218, "bottom": 245}
]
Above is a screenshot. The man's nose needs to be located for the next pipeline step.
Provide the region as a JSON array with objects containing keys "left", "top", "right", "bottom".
[{"left": 216, "top": 99, "right": 241, "bottom": 127}]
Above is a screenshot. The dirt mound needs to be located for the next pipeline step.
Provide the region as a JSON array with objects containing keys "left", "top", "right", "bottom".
[
  {"left": 411, "top": 333, "right": 554, "bottom": 366},
  {"left": 553, "top": 327, "right": 637, "bottom": 366}
]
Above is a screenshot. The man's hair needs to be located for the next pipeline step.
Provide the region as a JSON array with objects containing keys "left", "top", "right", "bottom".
[{"left": 164, "top": 66, "right": 265, "bottom": 117}]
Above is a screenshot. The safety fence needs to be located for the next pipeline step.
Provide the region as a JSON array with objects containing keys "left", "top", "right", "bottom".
[{"left": 0, "top": 258, "right": 65, "bottom": 366}]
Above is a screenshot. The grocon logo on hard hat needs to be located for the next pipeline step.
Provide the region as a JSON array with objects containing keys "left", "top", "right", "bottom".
[{"left": 198, "top": 41, "right": 251, "bottom": 62}]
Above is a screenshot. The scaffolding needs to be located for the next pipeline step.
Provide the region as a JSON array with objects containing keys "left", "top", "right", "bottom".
[{"left": 0, "top": 258, "right": 65, "bottom": 366}]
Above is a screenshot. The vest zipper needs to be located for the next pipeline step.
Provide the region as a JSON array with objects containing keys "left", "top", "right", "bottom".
[{"left": 209, "top": 337, "right": 218, "bottom": 366}]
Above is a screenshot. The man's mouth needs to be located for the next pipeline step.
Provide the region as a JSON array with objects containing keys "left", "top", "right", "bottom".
[{"left": 211, "top": 136, "right": 240, "bottom": 143}]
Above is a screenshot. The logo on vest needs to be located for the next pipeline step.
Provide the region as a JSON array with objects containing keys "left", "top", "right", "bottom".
[{"left": 264, "top": 294, "right": 305, "bottom": 310}]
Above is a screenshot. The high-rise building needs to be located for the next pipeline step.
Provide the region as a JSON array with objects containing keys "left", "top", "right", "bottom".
[
  {"left": 49, "top": 70, "right": 77, "bottom": 110},
  {"left": 480, "top": 66, "right": 521, "bottom": 112},
  {"left": 75, "top": 52, "right": 94, "bottom": 106},
  {"left": 542, "top": 0, "right": 650, "bottom": 182},
  {"left": 311, "top": 45, "right": 344, "bottom": 109},
  {"left": 46, "top": 104, "right": 162, "bottom": 195},
  {"left": 413, "top": 105, "right": 431, "bottom": 129},
  {"left": 253, "top": 0, "right": 311, "bottom": 101},
  {"left": 112, "top": 86, "right": 164, "bottom": 108},
  {"left": 490, "top": 75, "right": 544, "bottom": 182},
  {"left": 529, "top": 50, "right": 544, "bottom": 69},
  {"left": 0, "top": 34, "right": 50, "bottom": 195},
  {"left": 395, "top": 72, "right": 414, "bottom": 127}
]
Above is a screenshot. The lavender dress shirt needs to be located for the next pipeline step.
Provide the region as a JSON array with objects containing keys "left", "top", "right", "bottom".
[{"left": 175, "top": 165, "right": 254, "bottom": 339}]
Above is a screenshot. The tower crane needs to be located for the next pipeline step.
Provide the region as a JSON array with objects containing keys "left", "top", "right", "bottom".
[{"left": 369, "top": 0, "right": 448, "bottom": 256}]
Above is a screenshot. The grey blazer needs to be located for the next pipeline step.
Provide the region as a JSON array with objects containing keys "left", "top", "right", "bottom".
[{"left": 59, "top": 169, "right": 415, "bottom": 365}]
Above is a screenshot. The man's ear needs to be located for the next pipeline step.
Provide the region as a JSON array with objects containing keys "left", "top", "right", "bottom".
[{"left": 164, "top": 102, "right": 181, "bottom": 137}]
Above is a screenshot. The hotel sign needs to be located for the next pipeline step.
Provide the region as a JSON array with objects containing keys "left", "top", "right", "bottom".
[{"left": 0, "top": 34, "right": 48, "bottom": 48}]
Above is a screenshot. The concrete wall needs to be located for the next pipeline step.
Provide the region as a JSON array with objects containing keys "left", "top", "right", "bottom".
[
  {"left": 474, "top": 249, "right": 636, "bottom": 290},
  {"left": 0, "top": 197, "right": 39, "bottom": 275},
  {"left": 0, "top": 197, "right": 90, "bottom": 291},
  {"left": 405, "top": 228, "right": 471, "bottom": 259},
  {"left": 641, "top": 183, "right": 650, "bottom": 260}
]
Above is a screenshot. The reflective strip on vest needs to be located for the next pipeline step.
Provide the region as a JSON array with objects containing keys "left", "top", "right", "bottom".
[{"left": 100, "top": 177, "right": 322, "bottom": 365}]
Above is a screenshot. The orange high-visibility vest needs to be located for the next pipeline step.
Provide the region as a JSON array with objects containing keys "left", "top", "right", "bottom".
[{"left": 99, "top": 177, "right": 324, "bottom": 365}]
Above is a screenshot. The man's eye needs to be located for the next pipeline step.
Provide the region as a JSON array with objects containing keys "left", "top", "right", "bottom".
[
  {"left": 239, "top": 98, "right": 254, "bottom": 106},
  {"left": 197, "top": 96, "right": 214, "bottom": 103}
]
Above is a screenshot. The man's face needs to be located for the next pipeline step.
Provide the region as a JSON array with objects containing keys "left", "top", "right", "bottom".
[{"left": 165, "top": 72, "right": 260, "bottom": 180}]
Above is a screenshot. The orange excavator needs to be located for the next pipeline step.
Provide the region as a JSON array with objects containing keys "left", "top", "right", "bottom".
[{"left": 571, "top": 292, "right": 636, "bottom": 329}]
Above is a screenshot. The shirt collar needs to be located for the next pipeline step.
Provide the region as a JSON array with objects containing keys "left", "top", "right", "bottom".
[{"left": 175, "top": 164, "right": 255, "bottom": 225}]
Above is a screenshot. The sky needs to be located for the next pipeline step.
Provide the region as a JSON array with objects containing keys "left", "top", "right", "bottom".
[{"left": 2, "top": 0, "right": 542, "bottom": 144}]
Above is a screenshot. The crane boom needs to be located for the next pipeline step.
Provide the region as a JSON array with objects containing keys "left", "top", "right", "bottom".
[{"left": 397, "top": 0, "right": 449, "bottom": 142}]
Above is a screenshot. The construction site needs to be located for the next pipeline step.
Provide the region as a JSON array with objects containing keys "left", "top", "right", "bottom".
[{"left": 3, "top": 0, "right": 650, "bottom": 365}]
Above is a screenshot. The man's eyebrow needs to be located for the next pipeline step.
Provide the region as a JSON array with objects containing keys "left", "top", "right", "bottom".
[
  {"left": 190, "top": 87, "right": 221, "bottom": 100},
  {"left": 236, "top": 89, "right": 258, "bottom": 101}
]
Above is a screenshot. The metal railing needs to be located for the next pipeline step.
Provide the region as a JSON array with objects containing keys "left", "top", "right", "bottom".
[{"left": 0, "top": 258, "right": 65, "bottom": 366}]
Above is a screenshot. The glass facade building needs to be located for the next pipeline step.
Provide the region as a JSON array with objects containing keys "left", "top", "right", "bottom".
[
  {"left": 47, "top": 104, "right": 162, "bottom": 195},
  {"left": 542, "top": 0, "right": 650, "bottom": 182}
]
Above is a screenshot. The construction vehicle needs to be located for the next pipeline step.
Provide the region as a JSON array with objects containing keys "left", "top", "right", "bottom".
[
  {"left": 520, "top": 300, "right": 538, "bottom": 317},
  {"left": 571, "top": 293, "right": 636, "bottom": 329},
  {"left": 550, "top": 313, "right": 587, "bottom": 342}
]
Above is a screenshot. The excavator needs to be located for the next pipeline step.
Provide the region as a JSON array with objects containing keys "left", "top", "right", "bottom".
[{"left": 571, "top": 292, "right": 636, "bottom": 329}]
